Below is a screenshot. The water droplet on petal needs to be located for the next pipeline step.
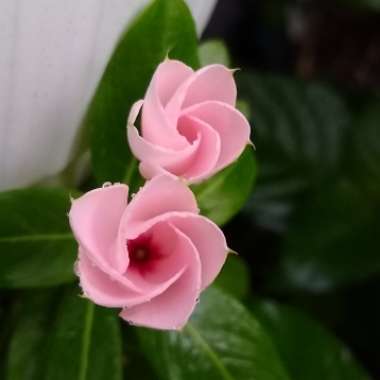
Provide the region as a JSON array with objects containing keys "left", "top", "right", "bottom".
[{"left": 102, "top": 181, "right": 112, "bottom": 188}]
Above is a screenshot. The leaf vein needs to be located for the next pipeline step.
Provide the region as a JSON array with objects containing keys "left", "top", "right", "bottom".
[{"left": 185, "top": 323, "right": 235, "bottom": 380}]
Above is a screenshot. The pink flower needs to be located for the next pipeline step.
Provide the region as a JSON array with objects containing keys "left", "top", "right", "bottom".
[
  {"left": 69, "top": 175, "right": 228, "bottom": 330},
  {"left": 127, "top": 59, "right": 251, "bottom": 183}
]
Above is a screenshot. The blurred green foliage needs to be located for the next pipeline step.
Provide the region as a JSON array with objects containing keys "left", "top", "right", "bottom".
[{"left": 253, "top": 301, "right": 370, "bottom": 380}]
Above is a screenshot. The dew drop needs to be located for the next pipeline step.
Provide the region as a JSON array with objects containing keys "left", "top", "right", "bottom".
[{"left": 102, "top": 181, "right": 112, "bottom": 188}]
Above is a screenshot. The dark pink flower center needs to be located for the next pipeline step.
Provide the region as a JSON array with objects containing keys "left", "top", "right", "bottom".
[
  {"left": 127, "top": 234, "right": 163, "bottom": 274},
  {"left": 131, "top": 246, "right": 150, "bottom": 262}
]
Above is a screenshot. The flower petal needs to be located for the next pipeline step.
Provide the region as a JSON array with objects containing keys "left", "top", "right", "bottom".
[
  {"left": 138, "top": 161, "right": 175, "bottom": 180},
  {"left": 119, "top": 212, "right": 228, "bottom": 290},
  {"left": 177, "top": 114, "right": 221, "bottom": 182},
  {"left": 127, "top": 124, "right": 199, "bottom": 168},
  {"left": 170, "top": 215, "right": 228, "bottom": 289},
  {"left": 166, "top": 64, "right": 237, "bottom": 120},
  {"left": 129, "top": 113, "right": 221, "bottom": 183},
  {"left": 127, "top": 99, "right": 201, "bottom": 176},
  {"left": 152, "top": 59, "right": 193, "bottom": 108},
  {"left": 119, "top": 175, "right": 198, "bottom": 239},
  {"left": 120, "top": 225, "right": 201, "bottom": 330},
  {"left": 69, "top": 184, "right": 129, "bottom": 272},
  {"left": 78, "top": 249, "right": 186, "bottom": 308},
  {"left": 141, "top": 61, "right": 191, "bottom": 149},
  {"left": 125, "top": 222, "right": 187, "bottom": 290},
  {"left": 184, "top": 100, "right": 250, "bottom": 171},
  {"left": 78, "top": 252, "right": 143, "bottom": 308}
]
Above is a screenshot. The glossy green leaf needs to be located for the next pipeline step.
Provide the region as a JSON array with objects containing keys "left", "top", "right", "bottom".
[
  {"left": 274, "top": 180, "right": 380, "bottom": 292},
  {"left": 45, "top": 289, "right": 122, "bottom": 380},
  {"left": 272, "top": 100, "right": 380, "bottom": 292},
  {"left": 88, "top": 0, "right": 199, "bottom": 185},
  {"left": 6, "top": 291, "right": 58, "bottom": 380},
  {"left": 6, "top": 289, "right": 122, "bottom": 380},
  {"left": 238, "top": 73, "right": 350, "bottom": 231},
  {"left": 214, "top": 255, "right": 250, "bottom": 300},
  {"left": 192, "top": 147, "right": 257, "bottom": 226},
  {"left": 253, "top": 301, "right": 370, "bottom": 380},
  {"left": 138, "top": 287, "right": 291, "bottom": 380},
  {"left": 199, "top": 39, "right": 231, "bottom": 66},
  {"left": 0, "top": 188, "right": 76, "bottom": 288},
  {"left": 123, "top": 327, "right": 158, "bottom": 380}
]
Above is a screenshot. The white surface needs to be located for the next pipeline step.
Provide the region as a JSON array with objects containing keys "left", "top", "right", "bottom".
[{"left": 0, "top": 0, "right": 217, "bottom": 190}]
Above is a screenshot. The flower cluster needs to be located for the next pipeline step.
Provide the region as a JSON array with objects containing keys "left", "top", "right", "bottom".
[{"left": 69, "top": 59, "right": 251, "bottom": 330}]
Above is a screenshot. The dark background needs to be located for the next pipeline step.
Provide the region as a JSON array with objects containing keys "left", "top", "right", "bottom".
[{"left": 203, "top": 0, "right": 380, "bottom": 377}]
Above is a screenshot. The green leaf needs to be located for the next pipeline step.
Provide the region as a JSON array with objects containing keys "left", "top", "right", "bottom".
[
  {"left": 45, "top": 289, "right": 122, "bottom": 380},
  {"left": 274, "top": 180, "right": 380, "bottom": 292},
  {"left": 88, "top": 0, "right": 199, "bottom": 186},
  {"left": 138, "top": 287, "right": 291, "bottom": 380},
  {"left": 6, "top": 291, "right": 58, "bottom": 380},
  {"left": 199, "top": 39, "right": 231, "bottom": 66},
  {"left": 123, "top": 327, "right": 158, "bottom": 380},
  {"left": 6, "top": 289, "right": 122, "bottom": 380},
  {"left": 253, "top": 301, "right": 371, "bottom": 380},
  {"left": 349, "top": 101, "right": 380, "bottom": 196},
  {"left": 0, "top": 188, "right": 76, "bottom": 288},
  {"left": 238, "top": 73, "right": 350, "bottom": 231},
  {"left": 272, "top": 101, "right": 380, "bottom": 292},
  {"left": 0, "top": 296, "right": 9, "bottom": 379},
  {"left": 214, "top": 255, "right": 250, "bottom": 300},
  {"left": 192, "top": 147, "right": 257, "bottom": 226}
]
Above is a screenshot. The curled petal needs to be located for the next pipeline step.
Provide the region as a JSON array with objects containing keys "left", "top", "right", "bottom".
[
  {"left": 141, "top": 61, "right": 191, "bottom": 149},
  {"left": 177, "top": 114, "right": 221, "bottom": 182},
  {"left": 129, "top": 113, "right": 222, "bottom": 183},
  {"left": 165, "top": 64, "right": 237, "bottom": 120},
  {"left": 79, "top": 244, "right": 186, "bottom": 308},
  {"left": 138, "top": 161, "right": 175, "bottom": 180},
  {"left": 69, "top": 184, "right": 129, "bottom": 273},
  {"left": 120, "top": 225, "right": 201, "bottom": 330},
  {"left": 78, "top": 252, "right": 143, "bottom": 307},
  {"left": 183, "top": 101, "right": 250, "bottom": 171},
  {"left": 127, "top": 99, "right": 144, "bottom": 126},
  {"left": 170, "top": 215, "right": 228, "bottom": 289},
  {"left": 127, "top": 123, "right": 200, "bottom": 169},
  {"left": 151, "top": 59, "right": 193, "bottom": 108},
  {"left": 119, "top": 175, "right": 199, "bottom": 239},
  {"left": 127, "top": 95, "right": 200, "bottom": 178}
]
